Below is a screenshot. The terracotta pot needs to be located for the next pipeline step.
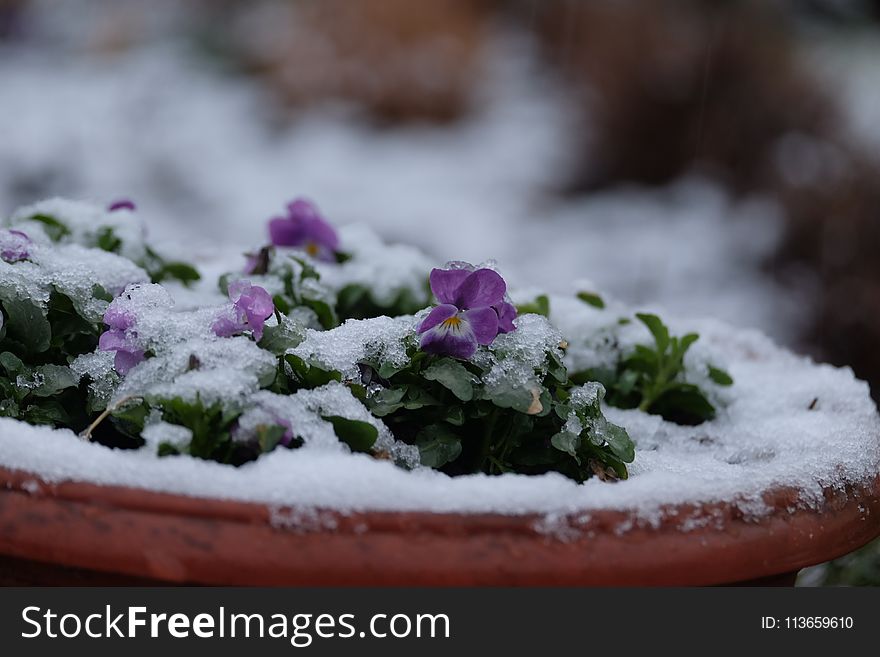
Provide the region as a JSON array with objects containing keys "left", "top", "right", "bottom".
[{"left": 0, "top": 465, "right": 878, "bottom": 586}]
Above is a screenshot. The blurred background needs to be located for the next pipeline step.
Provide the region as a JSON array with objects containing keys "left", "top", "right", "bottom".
[{"left": 1, "top": 0, "right": 879, "bottom": 585}]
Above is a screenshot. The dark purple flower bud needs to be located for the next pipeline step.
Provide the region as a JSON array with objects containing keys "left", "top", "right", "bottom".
[
  {"left": 0, "top": 229, "right": 31, "bottom": 263},
  {"left": 418, "top": 266, "right": 516, "bottom": 359},
  {"left": 108, "top": 199, "right": 136, "bottom": 212},
  {"left": 213, "top": 280, "right": 275, "bottom": 341},
  {"left": 268, "top": 198, "right": 339, "bottom": 262}
]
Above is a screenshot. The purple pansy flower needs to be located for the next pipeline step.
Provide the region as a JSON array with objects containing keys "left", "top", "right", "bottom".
[
  {"left": 98, "top": 302, "right": 145, "bottom": 375},
  {"left": 108, "top": 199, "right": 136, "bottom": 212},
  {"left": 417, "top": 266, "right": 517, "bottom": 360},
  {"left": 212, "top": 280, "right": 274, "bottom": 341},
  {"left": 0, "top": 229, "right": 31, "bottom": 263},
  {"left": 268, "top": 198, "right": 339, "bottom": 262}
]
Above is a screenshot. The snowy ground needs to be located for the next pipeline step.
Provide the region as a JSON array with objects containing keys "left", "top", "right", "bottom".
[{"left": 0, "top": 5, "right": 805, "bottom": 344}]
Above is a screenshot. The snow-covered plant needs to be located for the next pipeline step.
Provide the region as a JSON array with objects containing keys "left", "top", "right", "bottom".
[
  {"left": 0, "top": 196, "right": 734, "bottom": 485},
  {"left": 0, "top": 222, "right": 148, "bottom": 430},
  {"left": 570, "top": 311, "right": 733, "bottom": 425},
  {"left": 286, "top": 265, "right": 635, "bottom": 482},
  {"left": 4, "top": 198, "right": 200, "bottom": 286},
  {"left": 234, "top": 198, "right": 431, "bottom": 324}
]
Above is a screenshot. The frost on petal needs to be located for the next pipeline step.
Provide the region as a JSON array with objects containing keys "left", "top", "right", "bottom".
[
  {"left": 429, "top": 268, "right": 471, "bottom": 305},
  {"left": 0, "top": 228, "right": 31, "bottom": 263},
  {"left": 103, "top": 305, "right": 136, "bottom": 331},
  {"left": 211, "top": 314, "right": 241, "bottom": 338},
  {"left": 417, "top": 303, "right": 458, "bottom": 334},
  {"left": 455, "top": 268, "right": 506, "bottom": 309},
  {"left": 464, "top": 306, "right": 500, "bottom": 345},
  {"left": 98, "top": 329, "right": 130, "bottom": 352}
]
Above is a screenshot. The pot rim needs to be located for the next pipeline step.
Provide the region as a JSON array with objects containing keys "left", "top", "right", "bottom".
[{"left": 1, "top": 465, "right": 878, "bottom": 585}]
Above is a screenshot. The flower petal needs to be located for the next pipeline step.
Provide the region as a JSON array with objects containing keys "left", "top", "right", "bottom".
[
  {"left": 429, "top": 268, "right": 471, "bottom": 304},
  {"left": 103, "top": 305, "right": 135, "bottom": 331},
  {"left": 417, "top": 304, "right": 459, "bottom": 334},
  {"left": 302, "top": 215, "right": 340, "bottom": 254},
  {"left": 114, "top": 348, "right": 145, "bottom": 376},
  {"left": 464, "top": 307, "right": 499, "bottom": 345},
  {"left": 98, "top": 329, "right": 129, "bottom": 352},
  {"left": 494, "top": 301, "right": 517, "bottom": 334},
  {"left": 244, "top": 286, "right": 275, "bottom": 320},
  {"left": 211, "top": 315, "right": 241, "bottom": 338},
  {"left": 108, "top": 199, "right": 136, "bottom": 212},
  {"left": 269, "top": 216, "right": 305, "bottom": 246},
  {"left": 419, "top": 322, "right": 477, "bottom": 360},
  {"left": 455, "top": 269, "right": 506, "bottom": 309}
]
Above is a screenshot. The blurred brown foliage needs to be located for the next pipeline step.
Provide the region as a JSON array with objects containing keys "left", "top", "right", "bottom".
[
  {"left": 523, "top": 0, "right": 880, "bottom": 399},
  {"left": 224, "top": 0, "right": 496, "bottom": 123}
]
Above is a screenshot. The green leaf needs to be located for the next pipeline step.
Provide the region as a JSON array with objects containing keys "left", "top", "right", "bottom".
[
  {"left": 91, "top": 284, "right": 114, "bottom": 302},
  {"left": 600, "top": 421, "right": 635, "bottom": 462},
  {"left": 651, "top": 385, "right": 716, "bottom": 425},
  {"left": 258, "top": 317, "right": 305, "bottom": 355},
  {"left": 0, "top": 351, "right": 25, "bottom": 377},
  {"left": 403, "top": 386, "right": 442, "bottom": 410},
  {"left": 156, "top": 262, "right": 201, "bottom": 285},
  {"left": 416, "top": 425, "right": 462, "bottom": 468},
  {"left": 28, "top": 214, "right": 70, "bottom": 242},
  {"left": 444, "top": 405, "right": 465, "bottom": 426},
  {"left": 576, "top": 291, "right": 605, "bottom": 309},
  {"left": 256, "top": 424, "right": 288, "bottom": 453},
  {"left": 96, "top": 227, "right": 122, "bottom": 253},
  {"left": 0, "top": 286, "right": 51, "bottom": 354},
  {"left": 30, "top": 364, "right": 77, "bottom": 397},
  {"left": 487, "top": 383, "right": 541, "bottom": 414},
  {"left": 550, "top": 431, "right": 581, "bottom": 463},
  {"left": 285, "top": 354, "right": 341, "bottom": 388},
  {"left": 23, "top": 400, "right": 70, "bottom": 426},
  {"left": 516, "top": 294, "right": 550, "bottom": 317},
  {"left": 636, "top": 313, "right": 669, "bottom": 353},
  {"left": 322, "top": 415, "right": 378, "bottom": 453},
  {"left": 304, "top": 297, "right": 338, "bottom": 330},
  {"left": 423, "top": 358, "right": 476, "bottom": 401},
  {"left": 708, "top": 365, "right": 734, "bottom": 386},
  {"left": 368, "top": 386, "right": 407, "bottom": 417}
]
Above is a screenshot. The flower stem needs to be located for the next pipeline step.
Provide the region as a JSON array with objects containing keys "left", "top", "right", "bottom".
[
  {"left": 477, "top": 410, "right": 499, "bottom": 474},
  {"left": 79, "top": 395, "right": 140, "bottom": 441}
]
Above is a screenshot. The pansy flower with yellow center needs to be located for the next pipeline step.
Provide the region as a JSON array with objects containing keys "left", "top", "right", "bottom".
[
  {"left": 417, "top": 265, "right": 518, "bottom": 360},
  {"left": 268, "top": 198, "right": 339, "bottom": 263}
]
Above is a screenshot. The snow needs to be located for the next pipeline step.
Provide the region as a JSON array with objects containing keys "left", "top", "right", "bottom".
[
  {"left": 290, "top": 314, "right": 419, "bottom": 381},
  {"left": 317, "top": 224, "right": 433, "bottom": 306},
  {"left": 0, "top": 240, "right": 148, "bottom": 322},
  {"left": 8, "top": 197, "right": 148, "bottom": 262},
  {"left": 1, "top": 308, "right": 877, "bottom": 524}
]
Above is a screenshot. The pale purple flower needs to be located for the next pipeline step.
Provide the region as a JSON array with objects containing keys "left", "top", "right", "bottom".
[
  {"left": 98, "top": 301, "right": 144, "bottom": 375},
  {"left": 0, "top": 229, "right": 31, "bottom": 263},
  {"left": 212, "top": 280, "right": 274, "bottom": 341},
  {"left": 417, "top": 267, "right": 517, "bottom": 360},
  {"left": 108, "top": 199, "right": 136, "bottom": 212},
  {"left": 268, "top": 198, "right": 339, "bottom": 262}
]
